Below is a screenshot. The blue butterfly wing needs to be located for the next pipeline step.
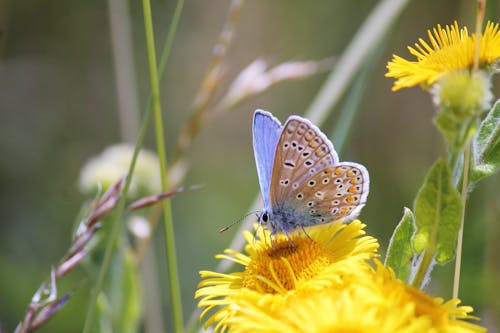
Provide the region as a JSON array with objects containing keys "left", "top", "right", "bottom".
[{"left": 253, "top": 109, "right": 282, "bottom": 210}]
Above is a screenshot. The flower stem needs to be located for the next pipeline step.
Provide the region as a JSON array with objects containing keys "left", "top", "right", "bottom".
[
  {"left": 142, "top": 0, "right": 184, "bottom": 332},
  {"left": 452, "top": 0, "right": 485, "bottom": 300},
  {"left": 411, "top": 247, "right": 435, "bottom": 289},
  {"left": 452, "top": 140, "right": 472, "bottom": 299}
]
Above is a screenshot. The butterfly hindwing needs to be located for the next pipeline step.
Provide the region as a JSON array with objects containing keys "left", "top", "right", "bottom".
[{"left": 287, "top": 162, "right": 370, "bottom": 226}]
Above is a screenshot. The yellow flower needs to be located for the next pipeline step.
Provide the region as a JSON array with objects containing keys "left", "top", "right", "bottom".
[
  {"left": 227, "top": 261, "right": 486, "bottom": 333},
  {"left": 195, "top": 220, "right": 379, "bottom": 332},
  {"left": 386, "top": 21, "right": 500, "bottom": 91}
]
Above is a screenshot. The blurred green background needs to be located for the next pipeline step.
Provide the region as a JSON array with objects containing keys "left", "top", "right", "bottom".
[{"left": 0, "top": 0, "right": 499, "bottom": 332}]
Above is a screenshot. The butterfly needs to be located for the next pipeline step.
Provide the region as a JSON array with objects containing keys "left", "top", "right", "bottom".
[{"left": 253, "top": 109, "right": 369, "bottom": 237}]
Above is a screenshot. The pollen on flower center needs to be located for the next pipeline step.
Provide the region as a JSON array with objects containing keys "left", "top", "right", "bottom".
[{"left": 241, "top": 236, "right": 335, "bottom": 294}]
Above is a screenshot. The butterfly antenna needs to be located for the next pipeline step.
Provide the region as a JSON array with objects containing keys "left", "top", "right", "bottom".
[{"left": 219, "top": 211, "right": 258, "bottom": 234}]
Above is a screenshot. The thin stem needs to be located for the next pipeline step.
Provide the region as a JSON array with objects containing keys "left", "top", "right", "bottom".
[
  {"left": 452, "top": 140, "right": 472, "bottom": 299},
  {"left": 411, "top": 248, "right": 435, "bottom": 289},
  {"left": 82, "top": 0, "right": 184, "bottom": 332},
  {"left": 142, "top": 0, "right": 184, "bottom": 332},
  {"left": 452, "top": 0, "right": 485, "bottom": 300}
]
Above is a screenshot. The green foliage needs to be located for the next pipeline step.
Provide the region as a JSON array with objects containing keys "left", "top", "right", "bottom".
[
  {"left": 471, "top": 99, "right": 500, "bottom": 185},
  {"left": 95, "top": 249, "right": 142, "bottom": 333},
  {"left": 384, "top": 207, "right": 416, "bottom": 283},
  {"left": 413, "top": 158, "right": 462, "bottom": 264}
]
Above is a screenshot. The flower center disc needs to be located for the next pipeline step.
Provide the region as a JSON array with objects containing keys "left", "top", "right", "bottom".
[{"left": 242, "top": 237, "right": 334, "bottom": 294}]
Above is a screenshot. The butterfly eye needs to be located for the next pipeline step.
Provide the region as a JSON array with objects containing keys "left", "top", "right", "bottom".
[{"left": 261, "top": 212, "right": 269, "bottom": 224}]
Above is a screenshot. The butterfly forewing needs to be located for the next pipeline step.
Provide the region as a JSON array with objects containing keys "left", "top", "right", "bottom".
[
  {"left": 253, "top": 110, "right": 283, "bottom": 210},
  {"left": 287, "top": 162, "right": 370, "bottom": 226},
  {"left": 269, "top": 116, "right": 339, "bottom": 206}
]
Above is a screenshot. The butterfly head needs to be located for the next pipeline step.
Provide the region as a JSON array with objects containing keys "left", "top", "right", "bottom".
[{"left": 257, "top": 209, "right": 270, "bottom": 225}]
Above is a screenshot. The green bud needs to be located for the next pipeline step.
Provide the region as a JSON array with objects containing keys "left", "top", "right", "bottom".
[{"left": 431, "top": 70, "right": 493, "bottom": 158}]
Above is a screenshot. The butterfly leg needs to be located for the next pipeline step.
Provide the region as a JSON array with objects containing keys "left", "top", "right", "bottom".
[
  {"left": 300, "top": 225, "right": 313, "bottom": 241},
  {"left": 282, "top": 230, "right": 297, "bottom": 251}
]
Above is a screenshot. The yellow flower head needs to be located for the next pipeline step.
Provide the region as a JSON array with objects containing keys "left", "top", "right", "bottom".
[
  {"left": 386, "top": 21, "right": 500, "bottom": 91},
  {"left": 226, "top": 261, "right": 486, "bottom": 333},
  {"left": 195, "top": 220, "right": 379, "bottom": 332}
]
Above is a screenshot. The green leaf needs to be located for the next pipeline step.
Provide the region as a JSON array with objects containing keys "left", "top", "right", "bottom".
[
  {"left": 471, "top": 99, "right": 500, "bottom": 184},
  {"left": 384, "top": 207, "right": 416, "bottom": 283},
  {"left": 413, "top": 158, "right": 462, "bottom": 264}
]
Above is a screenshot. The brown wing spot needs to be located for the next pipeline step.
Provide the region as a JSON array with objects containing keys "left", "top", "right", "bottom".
[
  {"left": 284, "top": 161, "right": 296, "bottom": 168},
  {"left": 315, "top": 191, "right": 324, "bottom": 199},
  {"left": 323, "top": 169, "right": 330, "bottom": 175},
  {"left": 310, "top": 138, "right": 321, "bottom": 148},
  {"left": 314, "top": 144, "right": 329, "bottom": 157},
  {"left": 297, "top": 124, "right": 307, "bottom": 134},
  {"left": 331, "top": 207, "right": 339, "bottom": 214},
  {"left": 308, "top": 180, "right": 316, "bottom": 187},
  {"left": 348, "top": 186, "right": 358, "bottom": 193},
  {"left": 332, "top": 199, "right": 340, "bottom": 205},
  {"left": 340, "top": 207, "right": 349, "bottom": 215},
  {"left": 280, "top": 179, "right": 290, "bottom": 186},
  {"left": 304, "top": 160, "right": 313, "bottom": 166},
  {"left": 322, "top": 178, "right": 329, "bottom": 184},
  {"left": 296, "top": 193, "right": 304, "bottom": 200},
  {"left": 305, "top": 129, "right": 315, "bottom": 140},
  {"left": 307, "top": 201, "right": 314, "bottom": 207}
]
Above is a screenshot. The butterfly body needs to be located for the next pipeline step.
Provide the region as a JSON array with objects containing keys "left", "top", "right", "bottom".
[{"left": 253, "top": 110, "right": 369, "bottom": 235}]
